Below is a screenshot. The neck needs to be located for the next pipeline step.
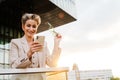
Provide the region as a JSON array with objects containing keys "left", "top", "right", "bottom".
[{"left": 24, "top": 35, "right": 34, "bottom": 43}]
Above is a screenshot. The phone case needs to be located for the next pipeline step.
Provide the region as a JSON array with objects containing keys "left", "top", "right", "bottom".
[{"left": 35, "top": 36, "right": 45, "bottom": 45}]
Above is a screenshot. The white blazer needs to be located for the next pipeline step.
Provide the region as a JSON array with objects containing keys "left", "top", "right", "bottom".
[{"left": 9, "top": 36, "right": 61, "bottom": 68}]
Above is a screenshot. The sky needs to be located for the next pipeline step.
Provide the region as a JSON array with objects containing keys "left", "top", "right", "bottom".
[{"left": 37, "top": 0, "right": 120, "bottom": 77}]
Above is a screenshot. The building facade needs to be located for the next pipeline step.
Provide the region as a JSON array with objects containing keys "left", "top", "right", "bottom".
[{"left": 68, "top": 69, "right": 112, "bottom": 80}]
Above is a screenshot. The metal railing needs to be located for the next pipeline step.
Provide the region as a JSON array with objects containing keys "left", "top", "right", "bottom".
[{"left": 0, "top": 67, "right": 69, "bottom": 80}]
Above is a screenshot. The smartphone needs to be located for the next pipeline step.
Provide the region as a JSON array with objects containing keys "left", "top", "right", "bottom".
[{"left": 35, "top": 36, "right": 45, "bottom": 45}]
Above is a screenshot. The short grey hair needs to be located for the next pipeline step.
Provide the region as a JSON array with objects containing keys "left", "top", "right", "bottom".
[{"left": 21, "top": 13, "right": 41, "bottom": 26}]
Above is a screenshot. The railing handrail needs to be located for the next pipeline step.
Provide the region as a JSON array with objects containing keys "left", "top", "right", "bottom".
[{"left": 0, "top": 67, "right": 69, "bottom": 75}]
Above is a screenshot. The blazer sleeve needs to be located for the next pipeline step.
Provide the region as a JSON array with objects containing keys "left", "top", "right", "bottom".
[
  {"left": 9, "top": 39, "right": 31, "bottom": 68},
  {"left": 45, "top": 42, "right": 61, "bottom": 67}
]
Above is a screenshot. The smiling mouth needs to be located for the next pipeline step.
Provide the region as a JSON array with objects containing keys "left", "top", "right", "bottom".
[{"left": 28, "top": 31, "right": 35, "bottom": 34}]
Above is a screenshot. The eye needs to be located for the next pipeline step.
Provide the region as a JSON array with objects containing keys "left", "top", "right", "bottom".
[
  {"left": 26, "top": 24, "right": 31, "bottom": 27},
  {"left": 32, "top": 25, "right": 37, "bottom": 28}
]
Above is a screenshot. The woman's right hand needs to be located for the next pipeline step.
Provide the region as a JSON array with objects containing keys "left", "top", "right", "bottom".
[{"left": 27, "top": 41, "right": 43, "bottom": 58}]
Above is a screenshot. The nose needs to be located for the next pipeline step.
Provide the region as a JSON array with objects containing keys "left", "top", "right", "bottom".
[{"left": 29, "top": 26, "right": 34, "bottom": 31}]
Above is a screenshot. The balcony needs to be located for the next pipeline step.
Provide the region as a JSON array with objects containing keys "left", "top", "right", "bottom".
[{"left": 0, "top": 67, "right": 69, "bottom": 80}]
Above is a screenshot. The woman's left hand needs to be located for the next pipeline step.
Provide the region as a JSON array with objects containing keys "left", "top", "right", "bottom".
[{"left": 54, "top": 33, "right": 62, "bottom": 46}]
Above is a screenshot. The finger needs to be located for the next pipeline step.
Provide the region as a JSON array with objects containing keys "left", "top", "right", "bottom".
[
  {"left": 32, "top": 42, "right": 39, "bottom": 45},
  {"left": 56, "top": 34, "right": 62, "bottom": 38},
  {"left": 32, "top": 47, "right": 43, "bottom": 52}
]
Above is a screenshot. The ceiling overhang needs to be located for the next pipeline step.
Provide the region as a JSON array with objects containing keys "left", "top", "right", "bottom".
[{"left": 0, "top": 0, "right": 76, "bottom": 33}]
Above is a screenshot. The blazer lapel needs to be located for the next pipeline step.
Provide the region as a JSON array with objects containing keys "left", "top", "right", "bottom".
[{"left": 20, "top": 36, "right": 29, "bottom": 54}]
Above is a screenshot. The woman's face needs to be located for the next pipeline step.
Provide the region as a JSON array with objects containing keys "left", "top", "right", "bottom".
[{"left": 22, "top": 19, "right": 39, "bottom": 38}]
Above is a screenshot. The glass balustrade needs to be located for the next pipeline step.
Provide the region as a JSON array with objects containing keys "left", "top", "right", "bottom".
[{"left": 0, "top": 67, "right": 69, "bottom": 80}]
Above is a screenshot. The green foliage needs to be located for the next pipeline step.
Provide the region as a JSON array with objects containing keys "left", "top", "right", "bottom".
[{"left": 111, "top": 77, "right": 120, "bottom": 80}]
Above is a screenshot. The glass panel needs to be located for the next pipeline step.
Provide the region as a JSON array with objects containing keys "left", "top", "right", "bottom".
[
  {"left": 5, "top": 27, "right": 9, "bottom": 36},
  {"left": 10, "top": 28, "right": 13, "bottom": 37},
  {"left": 47, "top": 72, "right": 67, "bottom": 80},
  {"left": 0, "top": 68, "right": 68, "bottom": 80},
  {"left": 0, "top": 26, "right": 4, "bottom": 35},
  {"left": 0, "top": 45, "right": 4, "bottom": 66}
]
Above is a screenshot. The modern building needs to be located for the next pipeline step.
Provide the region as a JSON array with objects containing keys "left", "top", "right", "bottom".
[
  {"left": 47, "top": 63, "right": 113, "bottom": 80},
  {"left": 0, "top": 0, "right": 76, "bottom": 69},
  {"left": 68, "top": 64, "right": 112, "bottom": 80},
  {"left": 0, "top": 0, "right": 76, "bottom": 79},
  {"left": 68, "top": 69, "right": 112, "bottom": 80}
]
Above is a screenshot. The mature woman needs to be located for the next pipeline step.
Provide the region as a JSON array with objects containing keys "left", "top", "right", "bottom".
[{"left": 9, "top": 13, "right": 62, "bottom": 80}]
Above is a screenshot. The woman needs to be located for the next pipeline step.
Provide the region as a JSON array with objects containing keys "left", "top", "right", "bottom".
[{"left": 9, "top": 13, "right": 62, "bottom": 80}]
